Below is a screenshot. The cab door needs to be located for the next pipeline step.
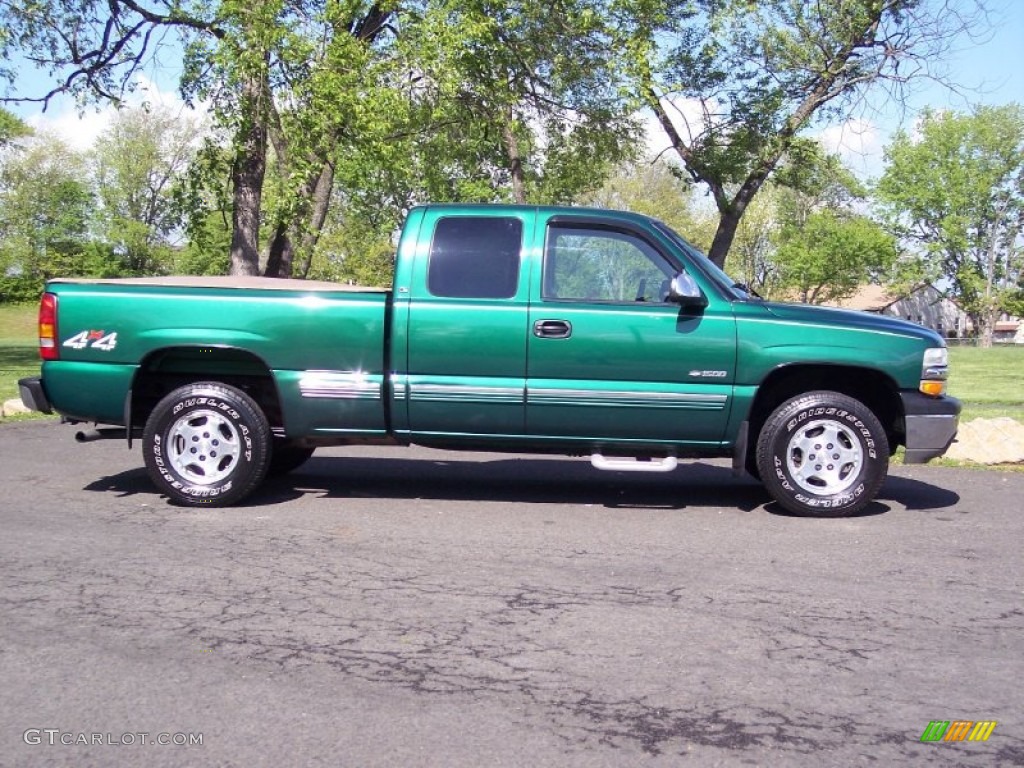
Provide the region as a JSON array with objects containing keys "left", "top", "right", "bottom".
[
  {"left": 399, "top": 208, "right": 534, "bottom": 437},
  {"left": 525, "top": 217, "right": 736, "bottom": 445}
]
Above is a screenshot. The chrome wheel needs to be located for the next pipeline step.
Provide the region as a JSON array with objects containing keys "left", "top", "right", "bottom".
[
  {"left": 167, "top": 409, "right": 241, "bottom": 485},
  {"left": 785, "top": 418, "right": 863, "bottom": 496}
]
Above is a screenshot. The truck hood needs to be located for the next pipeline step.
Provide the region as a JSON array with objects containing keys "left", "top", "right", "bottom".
[{"left": 759, "top": 301, "right": 945, "bottom": 346}]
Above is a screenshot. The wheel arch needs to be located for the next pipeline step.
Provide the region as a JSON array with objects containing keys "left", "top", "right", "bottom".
[
  {"left": 129, "top": 346, "right": 285, "bottom": 436},
  {"left": 743, "top": 364, "right": 904, "bottom": 473}
]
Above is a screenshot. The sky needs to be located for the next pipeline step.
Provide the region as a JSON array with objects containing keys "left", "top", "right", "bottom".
[
  {"left": 816, "top": 0, "right": 1024, "bottom": 178},
  {"left": 6, "top": 0, "right": 1024, "bottom": 182}
]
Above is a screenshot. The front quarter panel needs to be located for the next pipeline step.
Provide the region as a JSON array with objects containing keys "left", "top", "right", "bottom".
[{"left": 734, "top": 303, "right": 936, "bottom": 389}]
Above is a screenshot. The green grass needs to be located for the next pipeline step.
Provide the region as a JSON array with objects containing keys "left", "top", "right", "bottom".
[
  {"left": 0, "top": 303, "right": 45, "bottom": 408},
  {"left": 0, "top": 302, "right": 37, "bottom": 340},
  {"left": 947, "top": 346, "right": 1024, "bottom": 423}
]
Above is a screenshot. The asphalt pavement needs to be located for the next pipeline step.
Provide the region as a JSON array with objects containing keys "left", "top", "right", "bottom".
[{"left": 1, "top": 420, "right": 1022, "bottom": 767}]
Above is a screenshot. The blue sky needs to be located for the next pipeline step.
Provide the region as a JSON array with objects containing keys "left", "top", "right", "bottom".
[
  {"left": 7, "top": 0, "right": 1024, "bottom": 180},
  {"left": 825, "top": 0, "right": 1024, "bottom": 177}
]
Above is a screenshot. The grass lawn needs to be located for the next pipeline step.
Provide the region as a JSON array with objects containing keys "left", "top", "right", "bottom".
[
  {"left": 0, "top": 304, "right": 43, "bottom": 407},
  {"left": 947, "top": 346, "right": 1024, "bottom": 423},
  {"left": 1, "top": 301, "right": 1023, "bottom": 424}
]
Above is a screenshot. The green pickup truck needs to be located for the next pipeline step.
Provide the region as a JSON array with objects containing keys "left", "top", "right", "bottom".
[{"left": 19, "top": 204, "right": 959, "bottom": 516}]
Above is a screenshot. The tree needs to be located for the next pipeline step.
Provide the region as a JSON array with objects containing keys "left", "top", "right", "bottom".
[
  {"left": 404, "top": 0, "right": 637, "bottom": 205},
  {"left": 0, "top": 0, "right": 396, "bottom": 276},
  {"left": 877, "top": 105, "right": 1024, "bottom": 346},
  {"left": 0, "top": 134, "right": 108, "bottom": 301},
  {"left": 0, "top": 106, "right": 31, "bottom": 146},
  {"left": 256, "top": 2, "right": 400, "bottom": 279},
  {"left": 92, "top": 105, "right": 204, "bottom": 274},
  {"left": 622, "top": 0, "right": 987, "bottom": 269},
  {"left": 767, "top": 139, "right": 896, "bottom": 303},
  {"left": 775, "top": 210, "right": 897, "bottom": 304},
  {"left": 580, "top": 159, "right": 702, "bottom": 236}
]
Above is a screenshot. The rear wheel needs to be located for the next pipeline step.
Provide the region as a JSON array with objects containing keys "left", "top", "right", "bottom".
[
  {"left": 142, "top": 382, "right": 271, "bottom": 507},
  {"left": 756, "top": 391, "right": 888, "bottom": 517}
]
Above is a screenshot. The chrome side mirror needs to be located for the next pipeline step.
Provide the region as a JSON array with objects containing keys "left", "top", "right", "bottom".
[{"left": 667, "top": 272, "right": 707, "bottom": 308}]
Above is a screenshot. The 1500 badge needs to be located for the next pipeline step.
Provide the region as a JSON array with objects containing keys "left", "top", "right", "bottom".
[
  {"left": 688, "top": 369, "right": 727, "bottom": 378},
  {"left": 63, "top": 330, "right": 118, "bottom": 351}
]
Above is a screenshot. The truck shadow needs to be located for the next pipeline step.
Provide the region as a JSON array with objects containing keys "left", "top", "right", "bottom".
[
  {"left": 84, "top": 458, "right": 960, "bottom": 514},
  {"left": 262, "top": 456, "right": 959, "bottom": 515},
  {"left": 267, "top": 457, "right": 770, "bottom": 512}
]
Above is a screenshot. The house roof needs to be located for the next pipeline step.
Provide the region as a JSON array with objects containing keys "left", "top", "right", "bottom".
[{"left": 825, "top": 284, "right": 902, "bottom": 312}]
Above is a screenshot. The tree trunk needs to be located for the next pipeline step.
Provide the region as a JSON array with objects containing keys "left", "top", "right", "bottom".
[
  {"left": 980, "top": 313, "right": 995, "bottom": 348},
  {"left": 706, "top": 206, "right": 745, "bottom": 270},
  {"left": 295, "top": 162, "right": 336, "bottom": 279},
  {"left": 229, "top": 74, "right": 268, "bottom": 276},
  {"left": 502, "top": 121, "right": 526, "bottom": 204},
  {"left": 264, "top": 222, "right": 294, "bottom": 279}
]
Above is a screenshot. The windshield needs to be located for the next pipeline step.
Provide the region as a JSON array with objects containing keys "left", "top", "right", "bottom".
[{"left": 650, "top": 220, "right": 756, "bottom": 301}]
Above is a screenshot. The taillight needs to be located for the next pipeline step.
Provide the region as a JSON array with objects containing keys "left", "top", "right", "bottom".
[{"left": 39, "top": 292, "right": 58, "bottom": 361}]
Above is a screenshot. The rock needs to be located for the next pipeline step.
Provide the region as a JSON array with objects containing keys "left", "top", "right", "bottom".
[
  {"left": 944, "top": 417, "right": 1024, "bottom": 464},
  {"left": 1, "top": 398, "right": 32, "bottom": 418}
]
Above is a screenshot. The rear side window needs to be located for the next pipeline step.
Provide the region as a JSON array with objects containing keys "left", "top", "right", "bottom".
[{"left": 427, "top": 217, "right": 522, "bottom": 299}]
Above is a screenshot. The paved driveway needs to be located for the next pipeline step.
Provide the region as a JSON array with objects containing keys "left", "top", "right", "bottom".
[{"left": 1, "top": 420, "right": 1022, "bottom": 766}]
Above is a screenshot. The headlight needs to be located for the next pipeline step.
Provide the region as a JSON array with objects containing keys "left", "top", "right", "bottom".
[{"left": 920, "top": 347, "right": 948, "bottom": 396}]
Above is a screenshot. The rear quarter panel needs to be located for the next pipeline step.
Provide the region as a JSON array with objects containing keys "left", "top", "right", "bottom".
[{"left": 44, "top": 280, "right": 389, "bottom": 435}]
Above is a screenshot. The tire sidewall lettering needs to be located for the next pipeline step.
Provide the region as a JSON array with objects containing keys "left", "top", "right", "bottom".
[
  {"left": 759, "top": 391, "right": 890, "bottom": 517},
  {"left": 143, "top": 384, "right": 269, "bottom": 507}
]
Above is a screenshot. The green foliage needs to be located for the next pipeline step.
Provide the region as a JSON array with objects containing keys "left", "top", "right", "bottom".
[
  {"left": 775, "top": 210, "right": 897, "bottom": 304},
  {"left": 92, "top": 106, "right": 202, "bottom": 275},
  {"left": 577, "top": 146, "right": 892, "bottom": 303},
  {"left": 877, "top": 105, "right": 1024, "bottom": 343},
  {"left": 308, "top": 217, "right": 395, "bottom": 288},
  {"left": 0, "top": 107, "right": 31, "bottom": 146},
  {"left": 0, "top": 134, "right": 97, "bottom": 300},
  {"left": 764, "top": 140, "right": 888, "bottom": 302},
  {"left": 0, "top": 108, "right": 207, "bottom": 300},
  {"left": 581, "top": 160, "right": 699, "bottom": 234},
  {"left": 397, "top": 0, "right": 639, "bottom": 204},
  {"left": 720, "top": 188, "right": 781, "bottom": 298},
  {"left": 624, "top": 0, "right": 979, "bottom": 267}
]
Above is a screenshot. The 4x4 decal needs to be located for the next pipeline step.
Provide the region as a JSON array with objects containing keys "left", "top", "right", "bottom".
[{"left": 63, "top": 330, "right": 118, "bottom": 351}]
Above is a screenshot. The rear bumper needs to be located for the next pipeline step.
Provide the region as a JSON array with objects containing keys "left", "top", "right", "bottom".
[
  {"left": 901, "top": 391, "right": 961, "bottom": 464},
  {"left": 18, "top": 377, "right": 52, "bottom": 415}
]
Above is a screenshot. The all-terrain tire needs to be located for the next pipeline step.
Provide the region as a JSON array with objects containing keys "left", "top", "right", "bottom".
[
  {"left": 142, "top": 382, "right": 271, "bottom": 507},
  {"left": 755, "top": 391, "right": 889, "bottom": 517}
]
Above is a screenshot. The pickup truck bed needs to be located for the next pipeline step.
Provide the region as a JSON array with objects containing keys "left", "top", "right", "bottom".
[{"left": 39, "top": 277, "right": 391, "bottom": 436}]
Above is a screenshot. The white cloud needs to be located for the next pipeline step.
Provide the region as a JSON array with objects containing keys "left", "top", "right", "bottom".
[
  {"left": 817, "top": 118, "right": 882, "bottom": 177},
  {"left": 24, "top": 75, "right": 201, "bottom": 151},
  {"left": 641, "top": 96, "right": 715, "bottom": 162}
]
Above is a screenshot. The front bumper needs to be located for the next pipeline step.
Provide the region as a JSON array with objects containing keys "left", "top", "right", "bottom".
[
  {"left": 18, "top": 377, "right": 52, "bottom": 415},
  {"left": 901, "top": 391, "right": 960, "bottom": 464}
]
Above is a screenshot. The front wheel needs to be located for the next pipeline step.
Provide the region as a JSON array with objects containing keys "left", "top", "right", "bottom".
[
  {"left": 142, "top": 382, "right": 271, "bottom": 507},
  {"left": 755, "top": 391, "right": 889, "bottom": 517}
]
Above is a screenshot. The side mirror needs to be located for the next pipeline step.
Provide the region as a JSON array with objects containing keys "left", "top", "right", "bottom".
[{"left": 667, "top": 272, "right": 708, "bottom": 308}]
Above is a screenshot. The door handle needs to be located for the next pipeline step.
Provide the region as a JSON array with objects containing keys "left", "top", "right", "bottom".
[{"left": 533, "top": 319, "right": 572, "bottom": 339}]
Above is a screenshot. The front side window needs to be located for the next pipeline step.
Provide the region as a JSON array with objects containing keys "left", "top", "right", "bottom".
[
  {"left": 427, "top": 217, "right": 522, "bottom": 299},
  {"left": 544, "top": 225, "right": 675, "bottom": 303}
]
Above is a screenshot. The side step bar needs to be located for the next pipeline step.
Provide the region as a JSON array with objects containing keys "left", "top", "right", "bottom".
[{"left": 590, "top": 453, "right": 678, "bottom": 473}]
